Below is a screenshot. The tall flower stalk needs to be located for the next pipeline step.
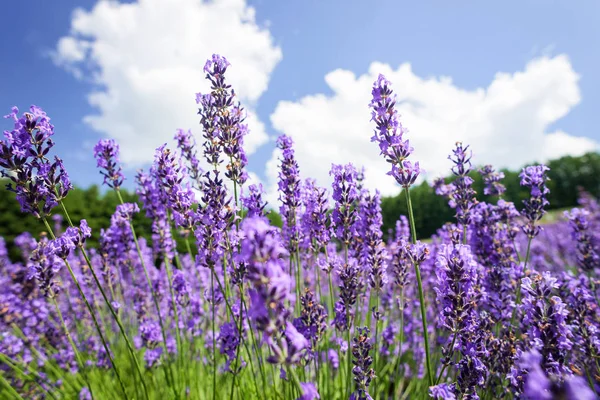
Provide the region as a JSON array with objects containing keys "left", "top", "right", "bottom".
[{"left": 369, "top": 74, "right": 433, "bottom": 386}]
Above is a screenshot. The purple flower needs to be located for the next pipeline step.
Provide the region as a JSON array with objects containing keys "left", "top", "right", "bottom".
[
  {"left": 296, "top": 289, "right": 328, "bottom": 349},
  {"left": 138, "top": 319, "right": 163, "bottom": 368},
  {"left": 335, "top": 259, "right": 361, "bottom": 331},
  {"left": 79, "top": 387, "right": 92, "bottom": 400},
  {"left": 240, "top": 216, "right": 292, "bottom": 336},
  {"left": 172, "top": 270, "right": 190, "bottom": 307},
  {"left": 242, "top": 183, "right": 268, "bottom": 219},
  {"left": 277, "top": 135, "right": 302, "bottom": 251},
  {"left": 351, "top": 327, "right": 375, "bottom": 400},
  {"left": 199, "top": 54, "right": 248, "bottom": 184},
  {"left": 153, "top": 144, "right": 196, "bottom": 230},
  {"left": 360, "top": 190, "right": 388, "bottom": 291},
  {"left": 429, "top": 384, "right": 457, "bottom": 400},
  {"left": 369, "top": 74, "right": 420, "bottom": 188},
  {"left": 521, "top": 272, "right": 572, "bottom": 377},
  {"left": 28, "top": 237, "right": 61, "bottom": 298},
  {"left": 330, "top": 163, "right": 359, "bottom": 246},
  {"left": 512, "top": 349, "right": 595, "bottom": 400},
  {"left": 519, "top": 165, "right": 550, "bottom": 238},
  {"left": 478, "top": 165, "right": 505, "bottom": 197},
  {"left": 565, "top": 208, "right": 600, "bottom": 273},
  {"left": 219, "top": 321, "right": 244, "bottom": 373},
  {"left": 174, "top": 128, "right": 203, "bottom": 187},
  {"left": 93, "top": 139, "right": 125, "bottom": 189},
  {"left": 0, "top": 106, "right": 75, "bottom": 217},
  {"left": 300, "top": 179, "right": 330, "bottom": 252},
  {"left": 448, "top": 142, "right": 478, "bottom": 228},
  {"left": 267, "top": 321, "right": 309, "bottom": 365},
  {"left": 298, "top": 382, "right": 320, "bottom": 400}
]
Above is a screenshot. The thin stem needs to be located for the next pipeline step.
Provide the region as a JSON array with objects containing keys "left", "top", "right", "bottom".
[
  {"left": 51, "top": 297, "right": 95, "bottom": 400},
  {"left": 404, "top": 188, "right": 434, "bottom": 387},
  {"left": 0, "top": 370, "right": 24, "bottom": 400},
  {"left": 0, "top": 352, "right": 60, "bottom": 400},
  {"left": 115, "top": 189, "right": 177, "bottom": 393},
  {"left": 41, "top": 217, "right": 129, "bottom": 399},
  {"left": 210, "top": 271, "right": 217, "bottom": 400},
  {"left": 57, "top": 204, "right": 151, "bottom": 400}
]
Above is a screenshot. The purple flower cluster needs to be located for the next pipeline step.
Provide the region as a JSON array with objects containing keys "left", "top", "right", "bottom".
[
  {"left": 565, "top": 208, "right": 600, "bottom": 273},
  {"left": 277, "top": 135, "right": 302, "bottom": 251},
  {"left": 520, "top": 165, "right": 550, "bottom": 238},
  {"left": 448, "top": 142, "right": 478, "bottom": 228},
  {"left": 1, "top": 106, "right": 72, "bottom": 217},
  {"left": 478, "top": 165, "right": 505, "bottom": 197},
  {"left": 369, "top": 74, "right": 420, "bottom": 187},
  {"left": 93, "top": 139, "right": 125, "bottom": 189}
]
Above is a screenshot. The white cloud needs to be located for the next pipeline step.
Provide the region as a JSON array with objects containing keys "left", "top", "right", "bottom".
[
  {"left": 54, "top": 0, "right": 282, "bottom": 166},
  {"left": 267, "top": 55, "right": 597, "bottom": 199}
]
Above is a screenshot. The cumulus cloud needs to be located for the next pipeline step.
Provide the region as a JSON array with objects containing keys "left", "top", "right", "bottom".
[
  {"left": 267, "top": 55, "right": 597, "bottom": 198},
  {"left": 54, "top": 0, "right": 282, "bottom": 166}
]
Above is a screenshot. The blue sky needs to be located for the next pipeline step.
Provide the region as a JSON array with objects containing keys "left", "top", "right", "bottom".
[{"left": 1, "top": 0, "right": 599, "bottom": 196}]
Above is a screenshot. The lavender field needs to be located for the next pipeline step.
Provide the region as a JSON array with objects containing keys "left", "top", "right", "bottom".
[{"left": 0, "top": 55, "right": 599, "bottom": 400}]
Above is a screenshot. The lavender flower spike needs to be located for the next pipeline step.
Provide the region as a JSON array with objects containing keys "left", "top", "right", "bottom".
[
  {"left": 519, "top": 165, "right": 550, "bottom": 239},
  {"left": 93, "top": 139, "right": 125, "bottom": 189},
  {"left": 369, "top": 74, "right": 420, "bottom": 188}
]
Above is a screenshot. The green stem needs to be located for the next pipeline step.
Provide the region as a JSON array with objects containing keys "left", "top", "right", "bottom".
[
  {"left": 404, "top": 188, "right": 434, "bottom": 387},
  {"left": 115, "top": 189, "right": 177, "bottom": 393},
  {"left": 51, "top": 297, "right": 95, "bottom": 400},
  {"left": 0, "top": 370, "right": 23, "bottom": 400},
  {"left": 0, "top": 351, "right": 60, "bottom": 399},
  {"left": 56, "top": 204, "right": 151, "bottom": 400},
  {"left": 286, "top": 366, "right": 303, "bottom": 398},
  {"left": 41, "top": 217, "right": 129, "bottom": 399},
  {"left": 210, "top": 271, "right": 217, "bottom": 400}
]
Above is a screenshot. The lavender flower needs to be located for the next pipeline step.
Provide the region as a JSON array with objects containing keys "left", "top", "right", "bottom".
[
  {"left": 1, "top": 106, "right": 72, "bottom": 217},
  {"left": 478, "top": 165, "right": 505, "bottom": 197},
  {"left": 429, "top": 384, "right": 457, "bottom": 400},
  {"left": 521, "top": 272, "right": 572, "bottom": 377},
  {"left": 295, "top": 289, "right": 328, "bottom": 351},
  {"left": 242, "top": 183, "right": 269, "bottom": 218},
  {"left": 350, "top": 327, "right": 375, "bottom": 400},
  {"left": 300, "top": 179, "right": 330, "bottom": 252},
  {"left": 511, "top": 350, "right": 595, "bottom": 400},
  {"left": 335, "top": 259, "right": 360, "bottom": 332},
  {"left": 298, "top": 382, "right": 320, "bottom": 400},
  {"left": 174, "top": 128, "right": 203, "bottom": 187},
  {"left": 138, "top": 320, "right": 163, "bottom": 368},
  {"left": 448, "top": 142, "right": 477, "bottom": 228},
  {"left": 520, "top": 165, "right": 550, "bottom": 238},
  {"left": 330, "top": 163, "right": 359, "bottom": 247},
  {"left": 28, "top": 236, "right": 61, "bottom": 298},
  {"left": 219, "top": 321, "right": 244, "bottom": 373},
  {"left": 362, "top": 190, "right": 388, "bottom": 291},
  {"left": 369, "top": 74, "right": 420, "bottom": 187},
  {"left": 154, "top": 144, "right": 196, "bottom": 230},
  {"left": 277, "top": 135, "right": 302, "bottom": 251},
  {"left": 240, "top": 216, "right": 291, "bottom": 336},
  {"left": 93, "top": 139, "right": 125, "bottom": 189},
  {"left": 201, "top": 54, "right": 248, "bottom": 185},
  {"left": 565, "top": 208, "right": 599, "bottom": 273}
]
